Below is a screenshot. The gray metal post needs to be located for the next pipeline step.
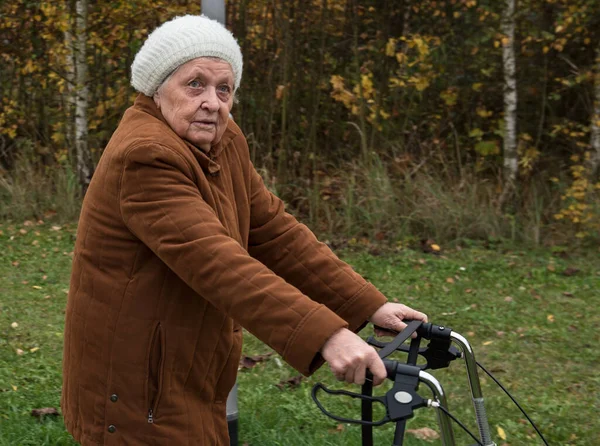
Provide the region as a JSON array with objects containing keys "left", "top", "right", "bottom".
[{"left": 201, "top": 0, "right": 226, "bottom": 25}]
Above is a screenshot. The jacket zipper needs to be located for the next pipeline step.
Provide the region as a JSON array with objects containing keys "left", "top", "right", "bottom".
[{"left": 146, "top": 322, "right": 164, "bottom": 424}]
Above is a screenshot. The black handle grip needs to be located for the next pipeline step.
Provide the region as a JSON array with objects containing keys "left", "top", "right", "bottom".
[{"left": 374, "top": 321, "right": 452, "bottom": 341}]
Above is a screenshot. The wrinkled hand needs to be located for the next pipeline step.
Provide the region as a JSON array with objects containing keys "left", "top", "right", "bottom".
[
  {"left": 320, "top": 328, "right": 387, "bottom": 386},
  {"left": 369, "top": 303, "right": 428, "bottom": 337}
]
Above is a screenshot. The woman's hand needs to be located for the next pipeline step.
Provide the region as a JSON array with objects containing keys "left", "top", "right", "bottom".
[
  {"left": 320, "top": 328, "right": 387, "bottom": 386},
  {"left": 368, "top": 303, "right": 428, "bottom": 336}
]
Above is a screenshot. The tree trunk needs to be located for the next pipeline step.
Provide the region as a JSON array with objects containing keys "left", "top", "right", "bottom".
[
  {"left": 75, "top": 0, "right": 92, "bottom": 195},
  {"left": 277, "top": 0, "right": 293, "bottom": 183},
  {"left": 590, "top": 44, "right": 600, "bottom": 179},
  {"left": 64, "top": 22, "right": 75, "bottom": 164},
  {"left": 500, "top": 0, "right": 518, "bottom": 209}
]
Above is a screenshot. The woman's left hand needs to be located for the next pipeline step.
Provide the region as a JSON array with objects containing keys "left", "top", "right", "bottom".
[{"left": 368, "top": 303, "right": 428, "bottom": 336}]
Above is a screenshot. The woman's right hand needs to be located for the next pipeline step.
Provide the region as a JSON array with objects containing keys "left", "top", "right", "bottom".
[{"left": 320, "top": 328, "right": 387, "bottom": 386}]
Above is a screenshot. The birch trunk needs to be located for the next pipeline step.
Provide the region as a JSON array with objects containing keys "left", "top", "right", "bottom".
[
  {"left": 64, "top": 25, "right": 75, "bottom": 163},
  {"left": 75, "top": 0, "right": 92, "bottom": 194},
  {"left": 590, "top": 45, "right": 600, "bottom": 179},
  {"left": 500, "top": 0, "right": 518, "bottom": 206}
]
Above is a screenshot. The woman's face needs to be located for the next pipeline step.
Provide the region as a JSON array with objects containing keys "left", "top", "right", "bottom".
[{"left": 154, "top": 58, "right": 234, "bottom": 151}]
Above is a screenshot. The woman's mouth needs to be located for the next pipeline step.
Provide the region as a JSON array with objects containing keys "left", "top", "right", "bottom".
[{"left": 192, "top": 120, "right": 216, "bottom": 129}]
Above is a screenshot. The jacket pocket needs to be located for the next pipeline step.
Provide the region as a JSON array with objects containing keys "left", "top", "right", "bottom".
[
  {"left": 145, "top": 322, "right": 165, "bottom": 424},
  {"left": 213, "top": 328, "right": 242, "bottom": 404}
]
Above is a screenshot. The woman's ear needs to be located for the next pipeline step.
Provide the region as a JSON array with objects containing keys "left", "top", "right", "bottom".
[{"left": 153, "top": 92, "right": 161, "bottom": 109}]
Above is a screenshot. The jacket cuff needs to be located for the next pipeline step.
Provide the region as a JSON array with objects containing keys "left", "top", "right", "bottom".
[
  {"left": 335, "top": 282, "right": 388, "bottom": 333},
  {"left": 282, "top": 304, "right": 348, "bottom": 376}
]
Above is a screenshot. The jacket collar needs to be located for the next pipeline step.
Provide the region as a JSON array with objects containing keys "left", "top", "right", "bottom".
[{"left": 133, "top": 94, "right": 241, "bottom": 174}]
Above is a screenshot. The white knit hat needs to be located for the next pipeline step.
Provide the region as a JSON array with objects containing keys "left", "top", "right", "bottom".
[{"left": 131, "top": 15, "right": 243, "bottom": 96}]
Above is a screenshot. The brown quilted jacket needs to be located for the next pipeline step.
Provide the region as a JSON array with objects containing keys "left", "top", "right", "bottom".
[{"left": 61, "top": 94, "right": 387, "bottom": 445}]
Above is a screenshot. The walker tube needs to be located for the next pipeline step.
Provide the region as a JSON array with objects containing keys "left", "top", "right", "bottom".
[
  {"left": 418, "top": 371, "right": 455, "bottom": 446},
  {"left": 449, "top": 332, "right": 495, "bottom": 446}
]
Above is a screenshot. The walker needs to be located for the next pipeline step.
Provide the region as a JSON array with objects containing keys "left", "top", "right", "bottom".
[{"left": 312, "top": 320, "right": 549, "bottom": 446}]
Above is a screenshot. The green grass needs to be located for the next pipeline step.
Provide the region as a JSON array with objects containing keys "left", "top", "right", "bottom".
[{"left": 1, "top": 221, "right": 599, "bottom": 445}]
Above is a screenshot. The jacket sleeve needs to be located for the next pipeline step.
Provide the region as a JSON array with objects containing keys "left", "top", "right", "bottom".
[
  {"left": 119, "top": 143, "right": 347, "bottom": 375},
  {"left": 247, "top": 163, "right": 388, "bottom": 334}
]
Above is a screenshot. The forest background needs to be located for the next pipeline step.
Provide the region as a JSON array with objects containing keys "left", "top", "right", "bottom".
[{"left": 1, "top": 0, "right": 599, "bottom": 246}]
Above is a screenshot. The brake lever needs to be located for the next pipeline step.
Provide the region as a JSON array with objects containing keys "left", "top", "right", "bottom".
[{"left": 368, "top": 337, "right": 462, "bottom": 370}]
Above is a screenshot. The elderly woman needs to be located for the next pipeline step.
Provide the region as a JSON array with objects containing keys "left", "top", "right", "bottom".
[{"left": 61, "top": 15, "right": 427, "bottom": 445}]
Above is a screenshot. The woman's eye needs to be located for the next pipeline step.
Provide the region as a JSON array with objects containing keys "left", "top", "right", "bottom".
[
  {"left": 189, "top": 80, "right": 202, "bottom": 88},
  {"left": 218, "top": 85, "right": 232, "bottom": 94}
]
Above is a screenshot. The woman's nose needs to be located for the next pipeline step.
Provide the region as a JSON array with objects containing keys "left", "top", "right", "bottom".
[{"left": 201, "top": 88, "right": 220, "bottom": 112}]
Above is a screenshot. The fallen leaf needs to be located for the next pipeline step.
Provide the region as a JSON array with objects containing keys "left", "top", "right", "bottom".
[
  {"left": 11, "top": 385, "right": 17, "bottom": 391},
  {"left": 23, "top": 220, "right": 34, "bottom": 227},
  {"left": 421, "top": 239, "right": 440, "bottom": 254},
  {"left": 562, "top": 267, "right": 580, "bottom": 276},
  {"left": 446, "top": 277, "right": 454, "bottom": 284},
  {"left": 547, "top": 264, "right": 555, "bottom": 272},
  {"left": 407, "top": 427, "right": 439, "bottom": 441},
  {"left": 547, "top": 314, "right": 555, "bottom": 323},
  {"left": 562, "top": 291, "right": 574, "bottom": 297},
  {"left": 16, "top": 349, "right": 24, "bottom": 355},
  {"left": 238, "top": 357, "right": 256, "bottom": 369},
  {"left": 11, "top": 261, "right": 19, "bottom": 267},
  {"left": 30, "top": 347, "right": 39, "bottom": 353},
  {"left": 19, "top": 229, "right": 27, "bottom": 235},
  {"left": 497, "top": 425, "right": 507, "bottom": 440},
  {"left": 496, "top": 331, "right": 505, "bottom": 337},
  {"left": 32, "top": 285, "right": 42, "bottom": 290},
  {"left": 31, "top": 407, "right": 60, "bottom": 418},
  {"left": 504, "top": 296, "right": 513, "bottom": 302},
  {"left": 51, "top": 225, "right": 62, "bottom": 231},
  {"left": 11, "top": 322, "right": 18, "bottom": 329},
  {"left": 275, "top": 375, "right": 303, "bottom": 390},
  {"left": 465, "top": 288, "right": 473, "bottom": 293},
  {"left": 239, "top": 352, "right": 273, "bottom": 369},
  {"left": 483, "top": 341, "right": 493, "bottom": 346},
  {"left": 328, "top": 423, "right": 345, "bottom": 433}
]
